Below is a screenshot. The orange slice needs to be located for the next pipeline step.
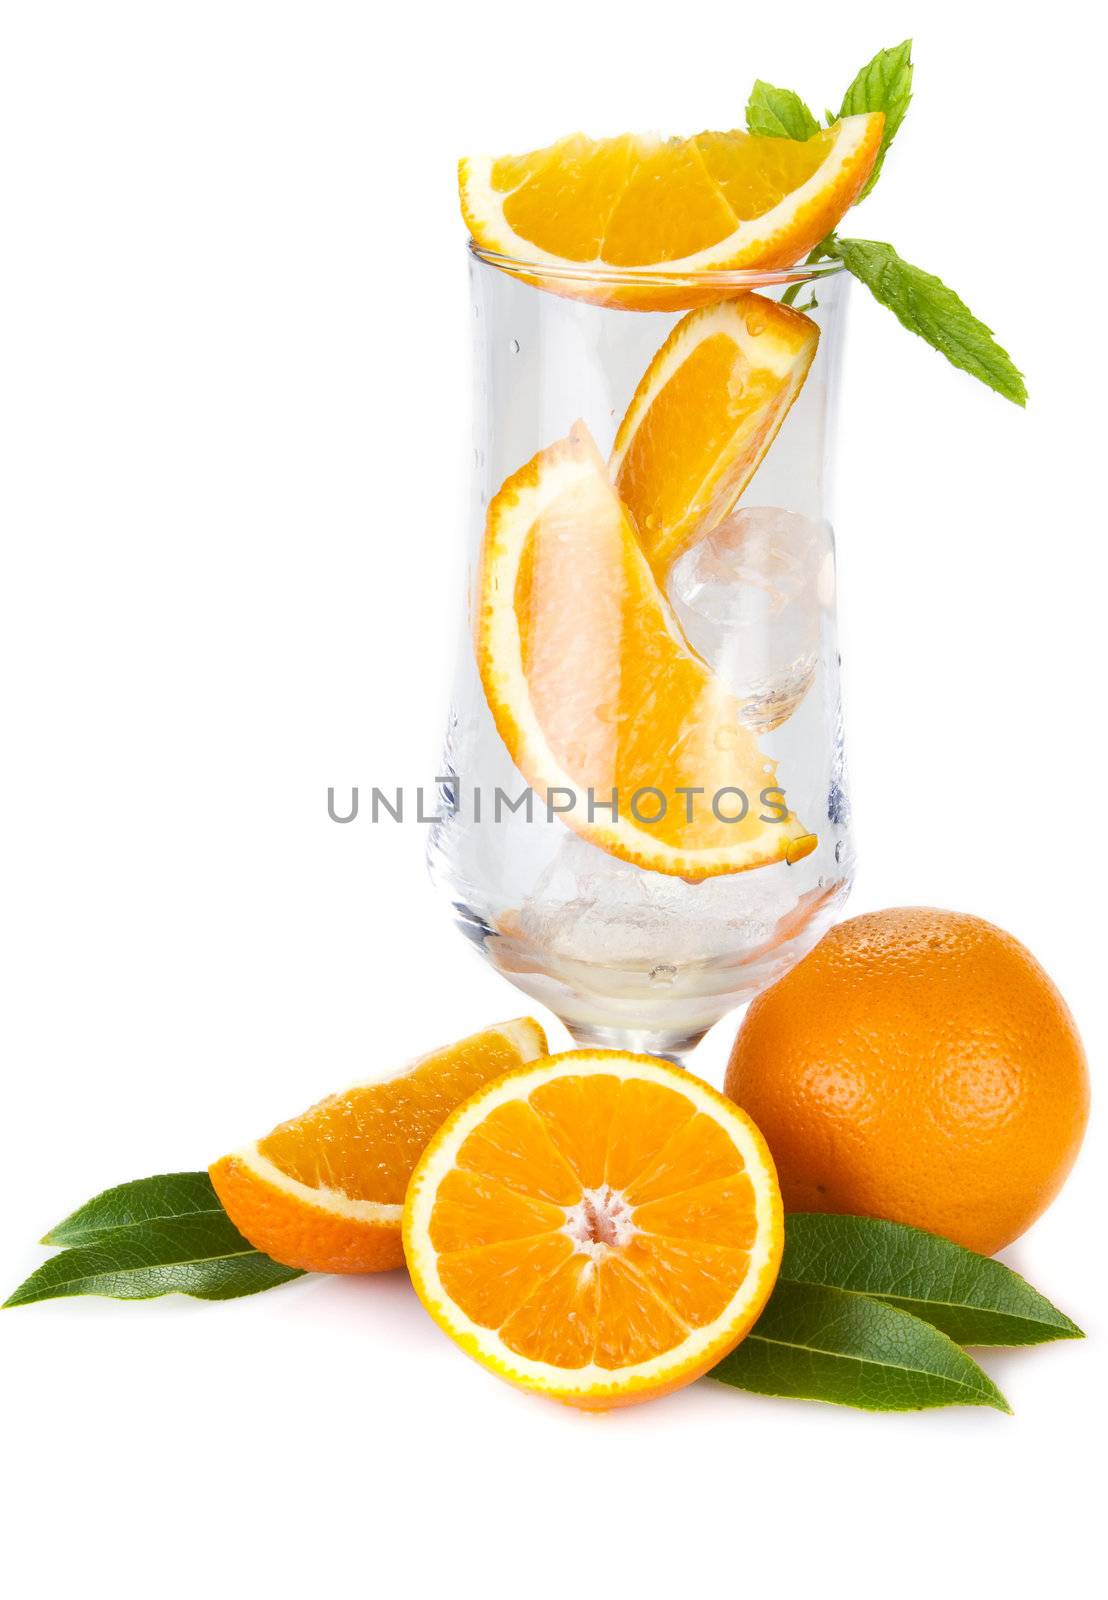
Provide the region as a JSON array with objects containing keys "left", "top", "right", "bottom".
[
  {"left": 403, "top": 1050, "right": 784, "bottom": 1410},
  {"left": 209, "top": 1019, "right": 548, "bottom": 1273},
  {"left": 476, "top": 421, "right": 818, "bottom": 877},
  {"left": 459, "top": 118, "right": 883, "bottom": 308},
  {"left": 611, "top": 294, "right": 820, "bottom": 579}
]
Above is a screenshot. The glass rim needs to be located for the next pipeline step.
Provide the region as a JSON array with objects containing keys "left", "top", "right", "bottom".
[{"left": 468, "top": 239, "right": 846, "bottom": 290}]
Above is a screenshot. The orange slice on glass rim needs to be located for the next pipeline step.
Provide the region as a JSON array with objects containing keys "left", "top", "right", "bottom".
[
  {"left": 476, "top": 421, "right": 818, "bottom": 878},
  {"left": 403, "top": 1050, "right": 784, "bottom": 1410},
  {"left": 209, "top": 1019, "right": 548, "bottom": 1273},
  {"left": 459, "top": 117, "right": 882, "bottom": 309},
  {"left": 611, "top": 294, "right": 820, "bottom": 580}
]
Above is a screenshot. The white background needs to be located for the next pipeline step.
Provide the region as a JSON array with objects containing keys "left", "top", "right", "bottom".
[{"left": 1, "top": 2, "right": 1104, "bottom": 1594}]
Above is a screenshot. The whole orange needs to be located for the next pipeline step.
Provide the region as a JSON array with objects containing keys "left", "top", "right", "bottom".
[{"left": 724, "top": 908, "right": 1089, "bottom": 1255}]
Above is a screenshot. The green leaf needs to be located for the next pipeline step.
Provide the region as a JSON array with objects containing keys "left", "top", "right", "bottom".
[
  {"left": 43, "top": 1171, "right": 223, "bottom": 1247},
  {"left": 781, "top": 1214, "right": 1083, "bottom": 1346},
  {"left": 746, "top": 80, "right": 820, "bottom": 141},
  {"left": 839, "top": 39, "right": 913, "bottom": 198},
  {"left": 711, "top": 1281, "right": 1010, "bottom": 1412},
  {"left": 826, "top": 236, "right": 1027, "bottom": 405},
  {"left": 5, "top": 1214, "right": 304, "bottom": 1307}
]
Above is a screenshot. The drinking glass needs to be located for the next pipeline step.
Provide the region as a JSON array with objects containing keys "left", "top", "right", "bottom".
[{"left": 429, "top": 246, "right": 854, "bottom": 1062}]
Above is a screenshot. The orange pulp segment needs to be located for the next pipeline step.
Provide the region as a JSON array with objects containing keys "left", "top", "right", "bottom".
[
  {"left": 459, "top": 117, "right": 883, "bottom": 308},
  {"left": 611, "top": 294, "right": 820, "bottom": 579},
  {"left": 476, "top": 421, "right": 818, "bottom": 877},
  {"left": 209, "top": 1018, "right": 548, "bottom": 1273},
  {"left": 403, "top": 1050, "right": 784, "bottom": 1408}
]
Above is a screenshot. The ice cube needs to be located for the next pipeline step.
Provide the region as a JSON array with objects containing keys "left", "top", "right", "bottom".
[
  {"left": 669, "top": 507, "right": 832, "bottom": 732},
  {"left": 517, "top": 832, "right": 793, "bottom": 967}
]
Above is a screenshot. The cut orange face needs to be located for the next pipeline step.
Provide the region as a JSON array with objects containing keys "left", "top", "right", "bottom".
[
  {"left": 403, "top": 1050, "right": 784, "bottom": 1409},
  {"left": 611, "top": 295, "right": 820, "bottom": 579},
  {"left": 476, "top": 422, "right": 818, "bottom": 877},
  {"left": 209, "top": 1019, "right": 548, "bottom": 1273},
  {"left": 459, "top": 118, "right": 883, "bottom": 308}
]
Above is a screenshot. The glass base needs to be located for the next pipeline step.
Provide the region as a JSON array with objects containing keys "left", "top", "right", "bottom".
[{"left": 435, "top": 873, "right": 852, "bottom": 1060}]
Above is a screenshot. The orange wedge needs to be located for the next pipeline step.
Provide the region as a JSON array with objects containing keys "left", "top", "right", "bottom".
[
  {"left": 403, "top": 1050, "right": 784, "bottom": 1409},
  {"left": 476, "top": 421, "right": 817, "bottom": 877},
  {"left": 209, "top": 1019, "right": 548, "bottom": 1273},
  {"left": 611, "top": 295, "right": 820, "bottom": 579},
  {"left": 459, "top": 118, "right": 883, "bottom": 309}
]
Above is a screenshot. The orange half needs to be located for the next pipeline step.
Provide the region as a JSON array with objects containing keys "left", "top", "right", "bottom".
[
  {"left": 403, "top": 1050, "right": 784, "bottom": 1409},
  {"left": 611, "top": 294, "right": 820, "bottom": 579},
  {"left": 460, "top": 117, "right": 883, "bottom": 308},
  {"left": 476, "top": 421, "right": 818, "bottom": 877},
  {"left": 209, "top": 1019, "right": 548, "bottom": 1273}
]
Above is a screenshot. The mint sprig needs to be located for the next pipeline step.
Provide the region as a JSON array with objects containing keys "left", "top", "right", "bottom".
[
  {"left": 745, "top": 81, "right": 820, "bottom": 141},
  {"left": 744, "top": 42, "right": 1026, "bottom": 404},
  {"left": 838, "top": 39, "right": 913, "bottom": 199},
  {"left": 825, "top": 237, "right": 1027, "bottom": 405},
  {"left": 744, "top": 39, "right": 912, "bottom": 199}
]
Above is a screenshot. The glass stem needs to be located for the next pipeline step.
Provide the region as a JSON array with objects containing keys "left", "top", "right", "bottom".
[{"left": 564, "top": 1021, "right": 708, "bottom": 1067}]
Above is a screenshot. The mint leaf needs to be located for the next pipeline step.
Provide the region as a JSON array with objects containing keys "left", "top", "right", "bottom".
[
  {"left": 827, "top": 237, "right": 1027, "bottom": 405},
  {"left": 711, "top": 1281, "right": 1010, "bottom": 1411},
  {"left": 782, "top": 1215, "right": 1082, "bottom": 1346},
  {"left": 839, "top": 39, "right": 913, "bottom": 198},
  {"left": 746, "top": 80, "right": 820, "bottom": 141},
  {"left": 5, "top": 1214, "right": 303, "bottom": 1306},
  {"left": 43, "top": 1171, "right": 223, "bottom": 1247}
]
